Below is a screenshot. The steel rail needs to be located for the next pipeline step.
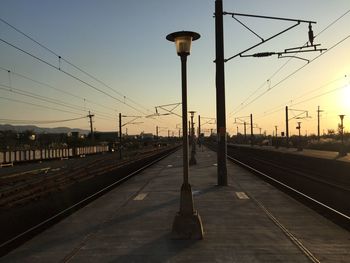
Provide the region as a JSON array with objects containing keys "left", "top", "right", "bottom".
[
  {"left": 227, "top": 155, "right": 350, "bottom": 221},
  {"left": 0, "top": 146, "right": 179, "bottom": 252}
]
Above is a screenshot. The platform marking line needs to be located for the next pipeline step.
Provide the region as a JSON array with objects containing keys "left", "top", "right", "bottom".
[
  {"left": 192, "top": 190, "right": 201, "bottom": 196},
  {"left": 252, "top": 196, "right": 320, "bottom": 263},
  {"left": 133, "top": 193, "right": 148, "bottom": 201},
  {"left": 235, "top": 191, "right": 249, "bottom": 199}
]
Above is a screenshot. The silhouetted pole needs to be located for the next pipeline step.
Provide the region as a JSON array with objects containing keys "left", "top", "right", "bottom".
[
  {"left": 119, "top": 113, "right": 122, "bottom": 159},
  {"left": 285, "top": 106, "right": 289, "bottom": 147},
  {"left": 317, "top": 106, "right": 323, "bottom": 141},
  {"left": 250, "top": 113, "right": 254, "bottom": 145},
  {"left": 156, "top": 126, "right": 159, "bottom": 140},
  {"left": 244, "top": 121, "right": 247, "bottom": 142},
  {"left": 88, "top": 111, "right": 94, "bottom": 141},
  {"left": 275, "top": 125, "right": 278, "bottom": 148},
  {"left": 198, "top": 115, "right": 201, "bottom": 146},
  {"left": 215, "top": 0, "right": 228, "bottom": 186},
  {"left": 166, "top": 30, "right": 203, "bottom": 239},
  {"left": 297, "top": 122, "right": 302, "bottom": 151},
  {"left": 339, "top": 115, "right": 347, "bottom": 156}
]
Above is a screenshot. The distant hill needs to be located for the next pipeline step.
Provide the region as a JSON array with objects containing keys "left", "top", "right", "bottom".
[{"left": 0, "top": 124, "right": 89, "bottom": 134}]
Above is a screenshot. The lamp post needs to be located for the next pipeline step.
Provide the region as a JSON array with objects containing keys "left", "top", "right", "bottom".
[
  {"left": 189, "top": 111, "right": 197, "bottom": 165},
  {"left": 166, "top": 31, "right": 204, "bottom": 239},
  {"left": 339, "top": 115, "right": 347, "bottom": 156}
]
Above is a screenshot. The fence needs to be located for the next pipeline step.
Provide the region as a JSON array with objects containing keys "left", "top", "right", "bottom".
[{"left": 0, "top": 145, "right": 109, "bottom": 166}]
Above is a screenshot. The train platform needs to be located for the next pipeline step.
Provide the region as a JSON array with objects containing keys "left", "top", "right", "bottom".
[{"left": 1, "top": 146, "right": 349, "bottom": 262}]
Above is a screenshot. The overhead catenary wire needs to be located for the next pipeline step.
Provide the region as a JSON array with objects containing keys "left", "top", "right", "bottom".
[
  {"left": 0, "top": 66, "right": 118, "bottom": 113},
  {"left": 0, "top": 96, "right": 85, "bottom": 116},
  {"left": 257, "top": 82, "right": 349, "bottom": 120},
  {"left": 231, "top": 33, "right": 350, "bottom": 116},
  {"left": 229, "top": 9, "right": 350, "bottom": 116},
  {"left": 260, "top": 75, "right": 348, "bottom": 117},
  {"left": 0, "top": 37, "right": 147, "bottom": 116},
  {"left": 0, "top": 84, "right": 115, "bottom": 120},
  {"left": 0, "top": 17, "right": 151, "bottom": 113},
  {"left": 0, "top": 116, "right": 87, "bottom": 125}
]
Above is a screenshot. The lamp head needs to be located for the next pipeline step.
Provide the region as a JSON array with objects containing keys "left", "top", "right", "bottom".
[{"left": 166, "top": 31, "right": 200, "bottom": 56}]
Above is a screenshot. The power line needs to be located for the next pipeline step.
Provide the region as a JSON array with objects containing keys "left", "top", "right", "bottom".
[
  {"left": 0, "top": 116, "right": 87, "bottom": 124},
  {"left": 230, "top": 9, "right": 350, "bottom": 116},
  {"left": 0, "top": 96, "right": 84, "bottom": 115},
  {"left": 261, "top": 75, "right": 347, "bottom": 116},
  {"left": 232, "top": 33, "right": 350, "bottom": 116},
  {"left": 0, "top": 17, "right": 151, "bottom": 113},
  {"left": 0, "top": 37, "right": 147, "bottom": 115},
  {"left": 0, "top": 66, "right": 118, "bottom": 113},
  {"left": 257, "top": 82, "right": 349, "bottom": 120},
  {"left": 0, "top": 83, "right": 115, "bottom": 120}
]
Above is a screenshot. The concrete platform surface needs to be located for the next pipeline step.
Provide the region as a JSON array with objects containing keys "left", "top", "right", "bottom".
[{"left": 1, "top": 147, "right": 349, "bottom": 262}]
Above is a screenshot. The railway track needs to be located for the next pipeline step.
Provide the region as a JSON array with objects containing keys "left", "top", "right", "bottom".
[
  {"left": 0, "top": 145, "right": 180, "bottom": 256},
  {"left": 0, "top": 146, "right": 173, "bottom": 208},
  {"left": 226, "top": 145, "right": 350, "bottom": 230},
  {"left": 207, "top": 143, "right": 350, "bottom": 230}
]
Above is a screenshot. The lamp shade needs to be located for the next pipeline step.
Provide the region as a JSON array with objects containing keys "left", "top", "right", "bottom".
[{"left": 166, "top": 31, "right": 200, "bottom": 56}]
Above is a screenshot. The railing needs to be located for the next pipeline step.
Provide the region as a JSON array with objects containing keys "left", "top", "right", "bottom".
[{"left": 0, "top": 145, "right": 109, "bottom": 166}]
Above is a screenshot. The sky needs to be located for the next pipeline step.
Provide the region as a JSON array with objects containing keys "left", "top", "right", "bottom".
[{"left": 0, "top": 0, "right": 349, "bottom": 137}]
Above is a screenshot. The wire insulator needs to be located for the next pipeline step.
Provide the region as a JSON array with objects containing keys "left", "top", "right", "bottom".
[{"left": 308, "top": 23, "right": 314, "bottom": 46}]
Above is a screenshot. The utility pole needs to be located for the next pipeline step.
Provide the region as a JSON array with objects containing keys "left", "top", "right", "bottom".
[
  {"left": 285, "top": 106, "right": 289, "bottom": 147},
  {"left": 156, "top": 126, "right": 159, "bottom": 140},
  {"left": 244, "top": 121, "right": 247, "bottom": 142},
  {"left": 317, "top": 106, "right": 323, "bottom": 141},
  {"left": 198, "top": 115, "right": 201, "bottom": 147},
  {"left": 119, "top": 113, "right": 122, "bottom": 159},
  {"left": 250, "top": 113, "right": 254, "bottom": 145},
  {"left": 275, "top": 125, "right": 278, "bottom": 148},
  {"left": 215, "top": 0, "right": 227, "bottom": 186},
  {"left": 297, "top": 122, "right": 302, "bottom": 151},
  {"left": 88, "top": 111, "right": 94, "bottom": 141},
  {"left": 339, "top": 115, "right": 347, "bottom": 156}
]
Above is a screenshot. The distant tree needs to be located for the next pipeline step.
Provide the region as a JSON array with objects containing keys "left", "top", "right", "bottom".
[{"left": 327, "top": 129, "right": 335, "bottom": 135}]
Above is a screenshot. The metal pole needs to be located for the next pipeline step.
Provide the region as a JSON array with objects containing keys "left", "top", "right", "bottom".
[
  {"left": 171, "top": 52, "right": 203, "bottom": 240},
  {"left": 198, "top": 115, "right": 201, "bottom": 145},
  {"left": 244, "top": 122, "right": 247, "bottom": 142},
  {"left": 297, "top": 122, "right": 302, "bottom": 151},
  {"left": 286, "top": 106, "right": 289, "bottom": 147},
  {"left": 190, "top": 112, "right": 197, "bottom": 165},
  {"left": 181, "top": 55, "right": 190, "bottom": 186},
  {"left": 119, "top": 113, "right": 122, "bottom": 159},
  {"left": 156, "top": 126, "right": 159, "bottom": 140},
  {"left": 275, "top": 125, "right": 278, "bottom": 148},
  {"left": 88, "top": 111, "right": 94, "bottom": 142},
  {"left": 215, "top": 0, "right": 227, "bottom": 186},
  {"left": 250, "top": 113, "right": 253, "bottom": 145},
  {"left": 317, "top": 106, "right": 323, "bottom": 141}
]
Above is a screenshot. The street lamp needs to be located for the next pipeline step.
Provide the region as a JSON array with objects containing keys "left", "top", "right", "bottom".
[
  {"left": 166, "top": 31, "right": 204, "bottom": 239},
  {"left": 189, "top": 111, "right": 197, "bottom": 165},
  {"left": 339, "top": 115, "right": 347, "bottom": 156}
]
